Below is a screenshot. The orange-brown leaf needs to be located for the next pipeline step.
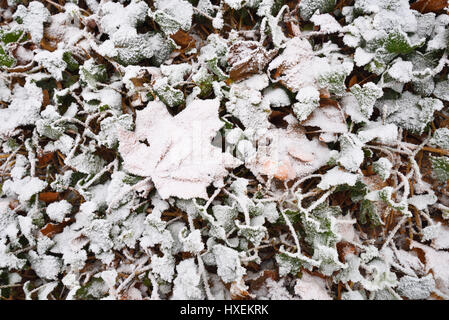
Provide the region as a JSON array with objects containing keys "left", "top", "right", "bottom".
[
  {"left": 42, "top": 89, "right": 50, "bottom": 107},
  {"left": 39, "top": 192, "right": 60, "bottom": 203},
  {"left": 348, "top": 74, "right": 358, "bottom": 88},
  {"left": 411, "top": 0, "right": 448, "bottom": 13},
  {"left": 336, "top": 241, "right": 357, "bottom": 263},
  {"left": 37, "top": 152, "right": 54, "bottom": 167},
  {"left": 8, "top": 199, "right": 19, "bottom": 210},
  {"left": 40, "top": 37, "right": 57, "bottom": 52},
  {"left": 170, "top": 30, "right": 195, "bottom": 50},
  {"left": 40, "top": 220, "right": 70, "bottom": 237}
]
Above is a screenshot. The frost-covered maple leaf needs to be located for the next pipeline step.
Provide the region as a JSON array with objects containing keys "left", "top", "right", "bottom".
[{"left": 118, "top": 99, "right": 241, "bottom": 199}]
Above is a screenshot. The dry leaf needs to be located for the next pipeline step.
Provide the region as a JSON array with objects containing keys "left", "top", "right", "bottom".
[
  {"left": 348, "top": 75, "right": 358, "bottom": 88},
  {"left": 228, "top": 41, "right": 277, "bottom": 81},
  {"left": 249, "top": 270, "right": 279, "bottom": 291},
  {"left": 39, "top": 192, "right": 60, "bottom": 203},
  {"left": 42, "top": 89, "right": 50, "bottom": 107},
  {"left": 410, "top": 0, "right": 448, "bottom": 13},
  {"left": 230, "top": 279, "right": 252, "bottom": 300},
  {"left": 118, "top": 99, "right": 241, "bottom": 199},
  {"left": 39, "top": 36, "right": 57, "bottom": 52},
  {"left": 170, "top": 29, "right": 195, "bottom": 50},
  {"left": 430, "top": 224, "right": 449, "bottom": 250},
  {"left": 37, "top": 151, "right": 54, "bottom": 167},
  {"left": 40, "top": 219, "right": 71, "bottom": 237},
  {"left": 246, "top": 116, "right": 330, "bottom": 181}
]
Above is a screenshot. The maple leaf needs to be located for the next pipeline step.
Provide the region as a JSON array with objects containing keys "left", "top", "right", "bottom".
[{"left": 118, "top": 99, "right": 241, "bottom": 199}]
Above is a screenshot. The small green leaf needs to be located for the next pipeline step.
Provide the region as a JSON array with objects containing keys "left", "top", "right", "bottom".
[
  {"left": 430, "top": 156, "right": 449, "bottom": 183},
  {"left": 62, "top": 52, "right": 79, "bottom": 72},
  {"left": 0, "top": 29, "right": 24, "bottom": 44}
]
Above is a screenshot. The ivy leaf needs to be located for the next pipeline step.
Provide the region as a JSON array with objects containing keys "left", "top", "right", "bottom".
[
  {"left": 153, "top": 78, "right": 185, "bottom": 108},
  {"left": 79, "top": 59, "right": 108, "bottom": 90},
  {"left": 430, "top": 156, "right": 449, "bottom": 183},
  {"left": 430, "top": 128, "right": 449, "bottom": 150},
  {"left": 359, "top": 200, "right": 382, "bottom": 226},
  {"left": 99, "top": 0, "right": 149, "bottom": 36},
  {"left": 150, "top": 0, "right": 193, "bottom": 35},
  {"left": 268, "top": 37, "right": 352, "bottom": 94},
  {"left": 337, "top": 133, "right": 365, "bottom": 172},
  {"left": 0, "top": 82, "right": 43, "bottom": 136},
  {"left": 346, "top": 82, "right": 383, "bottom": 123},
  {"left": 381, "top": 91, "right": 443, "bottom": 134},
  {"left": 212, "top": 244, "right": 246, "bottom": 283},
  {"left": 12, "top": 1, "right": 50, "bottom": 43},
  {"left": 299, "top": 0, "right": 336, "bottom": 21},
  {"left": 172, "top": 258, "right": 205, "bottom": 299},
  {"left": 98, "top": 29, "right": 172, "bottom": 66},
  {"left": 317, "top": 167, "right": 359, "bottom": 190},
  {"left": 0, "top": 51, "right": 14, "bottom": 68}
]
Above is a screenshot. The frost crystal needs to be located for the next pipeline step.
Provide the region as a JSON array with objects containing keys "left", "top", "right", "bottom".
[
  {"left": 397, "top": 275, "right": 435, "bottom": 300},
  {"left": 46, "top": 200, "right": 72, "bottom": 223}
]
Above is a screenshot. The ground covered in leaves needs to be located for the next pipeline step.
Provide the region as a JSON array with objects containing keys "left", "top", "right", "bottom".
[{"left": 1, "top": 0, "right": 449, "bottom": 300}]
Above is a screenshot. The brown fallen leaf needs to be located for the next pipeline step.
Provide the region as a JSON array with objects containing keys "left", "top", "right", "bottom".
[
  {"left": 117, "top": 99, "right": 241, "bottom": 199},
  {"left": 348, "top": 74, "right": 358, "bottom": 88},
  {"left": 302, "top": 102, "right": 348, "bottom": 143},
  {"left": 40, "top": 219, "right": 72, "bottom": 237},
  {"left": 410, "top": 240, "right": 449, "bottom": 296},
  {"left": 130, "top": 76, "right": 150, "bottom": 88},
  {"left": 42, "top": 89, "right": 50, "bottom": 107},
  {"left": 294, "top": 271, "right": 332, "bottom": 300},
  {"left": 37, "top": 151, "right": 54, "bottom": 167},
  {"left": 228, "top": 41, "right": 277, "bottom": 81},
  {"left": 230, "top": 279, "right": 252, "bottom": 300},
  {"left": 170, "top": 29, "right": 195, "bottom": 50},
  {"left": 336, "top": 241, "right": 357, "bottom": 263},
  {"left": 39, "top": 37, "right": 57, "bottom": 52},
  {"left": 410, "top": 0, "right": 448, "bottom": 13},
  {"left": 248, "top": 270, "right": 279, "bottom": 291},
  {"left": 262, "top": 159, "right": 293, "bottom": 181},
  {"left": 246, "top": 120, "right": 331, "bottom": 182},
  {"left": 319, "top": 88, "right": 331, "bottom": 99},
  {"left": 8, "top": 199, "right": 19, "bottom": 210},
  {"left": 39, "top": 192, "right": 60, "bottom": 203}
]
